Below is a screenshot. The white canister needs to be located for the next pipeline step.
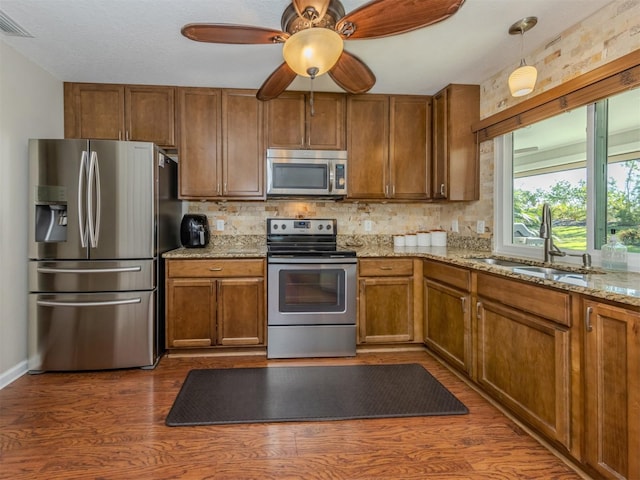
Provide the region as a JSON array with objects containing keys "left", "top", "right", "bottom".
[
  {"left": 393, "top": 235, "right": 406, "bottom": 247},
  {"left": 417, "top": 232, "right": 431, "bottom": 247},
  {"left": 404, "top": 234, "right": 417, "bottom": 247},
  {"left": 431, "top": 231, "right": 447, "bottom": 247}
]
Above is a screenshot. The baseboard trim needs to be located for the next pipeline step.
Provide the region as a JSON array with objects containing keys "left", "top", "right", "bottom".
[{"left": 0, "top": 360, "right": 28, "bottom": 390}]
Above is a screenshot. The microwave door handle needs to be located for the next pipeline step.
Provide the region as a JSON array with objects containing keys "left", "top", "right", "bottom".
[{"left": 329, "top": 164, "right": 334, "bottom": 193}]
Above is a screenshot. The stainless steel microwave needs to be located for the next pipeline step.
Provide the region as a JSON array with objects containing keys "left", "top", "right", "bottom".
[{"left": 266, "top": 149, "right": 348, "bottom": 198}]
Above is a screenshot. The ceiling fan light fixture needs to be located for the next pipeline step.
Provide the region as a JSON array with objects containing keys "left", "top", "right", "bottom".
[{"left": 282, "top": 27, "right": 343, "bottom": 77}]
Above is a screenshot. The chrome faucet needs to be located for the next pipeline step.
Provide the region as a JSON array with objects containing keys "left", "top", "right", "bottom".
[
  {"left": 539, "top": 203, "right": 592, "bottom": 267},
  {"left": 540, "top": 203, "right": 564, "bottom": 263}
]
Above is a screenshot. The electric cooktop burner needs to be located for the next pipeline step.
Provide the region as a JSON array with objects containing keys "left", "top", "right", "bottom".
[{"left": 266, "top": 218, "right": 356, "bottom": 258}]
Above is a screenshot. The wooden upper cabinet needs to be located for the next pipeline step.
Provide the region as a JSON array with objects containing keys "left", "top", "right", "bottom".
[
  {"left": 178, "top": 87, "right": 222, "bottom": 198},
  {"left": 222, "top": 90, "right": 265, "bottom": 198},
  {"left": 64, "top": 82, "right": 176, "bottom": 147},
  {"left": 125, "top": 85, "right": 176, "bottom": 147},
  {"left": 347, "top": 94, "right": 431, "bottom": 200},
  {"left": 64, "top": 83, "right": 125, "bottom": 141},
  {"left": 431, "top": 84, "right": 479, "bottom": 201},
  {"left": 177, "top": 88, "right": 265, "bottom": 200},
  {"left": 266, "top": 91, "right": 346, "bottom": 150},
  {"left": 389, "top": 96, "right": 431, "bottom": 200},
  {"left": 347, "top": 95, "right": 389, "bottom": 199}
]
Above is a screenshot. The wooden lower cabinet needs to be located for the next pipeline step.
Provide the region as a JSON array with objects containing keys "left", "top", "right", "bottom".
[
  {"left": 423, "top": 260, "right": 471, "bottom": 375},
  {"left": 582, "top": 299, "right": 640, "bottom": 480},
  {"left": 166, "top": 259, "right": 265, "bottom": 349},
  {"left": 476, "top": 273, "right": 571, "bottom": 448},
  {"left": 358, "top": 258, "right": 415, "bottom": 344}
]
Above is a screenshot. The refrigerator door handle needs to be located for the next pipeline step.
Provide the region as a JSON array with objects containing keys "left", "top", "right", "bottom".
[
  {"left": 37, "top": 266, "right": 143, "bottom": 274},
  {"left": 87, "top": 151, "right": 102, "bottom": 249},
  {"left": 78, "top": 150, "right": 89, "bottom": 248},
  {"left": 37, "top": 298, "right": 142, "bottom": 308}
]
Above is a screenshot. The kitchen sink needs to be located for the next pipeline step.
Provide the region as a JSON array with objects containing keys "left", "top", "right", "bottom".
[
  {"left": 512, "top": 266, "right": 576, "bottom": 275},
  {"left": 467, "top": 257, "right": 530, "bottom": 267},
  {"left": 466, "top": 257, "right": 602, "bottom": 286}
]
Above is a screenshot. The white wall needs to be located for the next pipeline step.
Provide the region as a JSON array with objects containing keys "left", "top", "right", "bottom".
[{"left": 0, "top": 40, "right": 63, "bottom": 387}]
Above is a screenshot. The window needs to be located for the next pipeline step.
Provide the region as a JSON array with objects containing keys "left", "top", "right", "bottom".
[{"left": 496, "top": 87, "right": 640, "bottom": 270}]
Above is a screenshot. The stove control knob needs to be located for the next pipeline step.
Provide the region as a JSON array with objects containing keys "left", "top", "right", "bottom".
[
  {"left": 318, "top": 224, "right": 323, "bottom": 230},
  {"left": 326, "top": 223, "right": 332, "bottom": 230},
  {"left": 273, "top": 224, "right": 278, "bottom": 230},
  {"left": 281, "top": 224, "right": 286, "bottom": 230}
]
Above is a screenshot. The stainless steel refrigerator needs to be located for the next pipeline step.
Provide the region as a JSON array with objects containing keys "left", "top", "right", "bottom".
[{"left": 28, "top": 139, "right": 181, "bottom": 373}]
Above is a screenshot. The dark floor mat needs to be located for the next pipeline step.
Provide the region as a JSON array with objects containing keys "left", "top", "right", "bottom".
[{"left": 166, "top": 363, "right": 468, "bottom": 426}]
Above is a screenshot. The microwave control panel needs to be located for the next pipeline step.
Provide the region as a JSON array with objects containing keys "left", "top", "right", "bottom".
[{"left": 335, "top": 164, "right": 346, "bottom": 189}]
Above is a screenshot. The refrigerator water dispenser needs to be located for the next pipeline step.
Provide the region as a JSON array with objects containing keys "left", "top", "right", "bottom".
[{"left": 35, "top": 204, "right": 67, "bottom": 242}]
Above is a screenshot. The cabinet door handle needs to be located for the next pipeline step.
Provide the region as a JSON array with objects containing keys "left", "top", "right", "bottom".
[
  {"left": 476, "top": 301, "right": 482, "bottom": 319},
  {"left": 125, "top": 130, "right": 130, "bottom": 141},
  {"left": 440, "top": 183, "right": 446, "bottom": 196},
  {"left": 385, "top": 185, "right": 389, "bottom": 197},
  {"left": 460, "top": 296, "right": 466, "bottom": 313},
  {"left": 209, "top": 267, "right": 223, "bottom": 272},
  {"left": 392, "top": 184, "right": 395, "bottom": 196},
  {"left": 585, "top": 306, "right": 593, "bottom": 332}
]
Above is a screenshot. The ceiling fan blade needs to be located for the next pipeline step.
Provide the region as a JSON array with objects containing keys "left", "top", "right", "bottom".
[
  {"left": 257, "top": 63, "right": 298, "bottom": 101},
  {"left": 292, "top": 0, "right": 330, "bottom": 23},
  {"left": 328, "top": 51, "right": 376, "bottom": 94},
  {"left": 181, "top": 24, "right": 289, "bottom": 44},
  {"left": 336, "top": 0, "right": 465, "bottom": 39}
]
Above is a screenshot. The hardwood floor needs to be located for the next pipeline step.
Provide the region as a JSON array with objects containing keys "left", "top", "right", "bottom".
[{"left": 0, "top": 351, "right": 586, "bottom": 479}]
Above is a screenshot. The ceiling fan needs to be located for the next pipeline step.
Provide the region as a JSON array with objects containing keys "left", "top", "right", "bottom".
[{"left": 181, "top": 0, "right": 466, "bottom": 101}]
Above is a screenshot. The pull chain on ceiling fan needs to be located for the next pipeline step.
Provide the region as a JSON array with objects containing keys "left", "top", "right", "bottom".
[{"left": 181, "top": 0, "right": 466, "bottom": 101}]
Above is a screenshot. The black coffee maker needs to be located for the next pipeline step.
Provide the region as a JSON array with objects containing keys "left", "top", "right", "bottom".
[{"left": 180, "top": 214, "right": 210, "bottom": 248}]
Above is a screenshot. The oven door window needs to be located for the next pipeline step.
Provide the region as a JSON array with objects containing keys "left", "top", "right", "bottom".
[
  {"left": 278, "top": 269, "right": 345, "bottom": 313},
  {"left": 273, "top": 164, "right": 328, "bottom": 190}
]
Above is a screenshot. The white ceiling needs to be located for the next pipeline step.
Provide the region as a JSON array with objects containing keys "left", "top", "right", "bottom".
[{"left": 0, "top": 0, "right": 614, "bottom": 95}]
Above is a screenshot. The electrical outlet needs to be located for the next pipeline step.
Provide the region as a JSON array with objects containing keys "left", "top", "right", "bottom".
[
  {"left": 451, "top": 219, "right": 459, "bottom": 233},
  {"left": 476, "top": 220, "right": 485, "bottom": 234},
  {"left": 216, "top": 219, "right": 225, "bottom": 231},
  {"left": 364, "top": 220, "right": 372, "bottom": 232}
]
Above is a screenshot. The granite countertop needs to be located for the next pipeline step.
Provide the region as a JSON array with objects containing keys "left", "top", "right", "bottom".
[
  {"left": 163, "top": 235, "right": 267, "bottom": 259},
  {"left": 163, "top": 235, "right": 640, "bottom": 307}
]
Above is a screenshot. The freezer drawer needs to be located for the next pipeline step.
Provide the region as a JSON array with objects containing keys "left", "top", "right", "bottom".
[
  {"left": 28, "top": 291, "right": 156, "bottom": 372},
  {"left": 29, "top": 259, "right": 155, "bottom": 293}
]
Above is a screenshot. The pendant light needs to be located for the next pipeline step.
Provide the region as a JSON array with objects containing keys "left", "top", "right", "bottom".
[{"left": 508, "top": 17, "right": 538, "bottom": 97}]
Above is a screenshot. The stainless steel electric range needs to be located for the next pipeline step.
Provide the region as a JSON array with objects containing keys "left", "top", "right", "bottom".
[{"left": 266, "top": 218, "right": 357, "bottom": 359}]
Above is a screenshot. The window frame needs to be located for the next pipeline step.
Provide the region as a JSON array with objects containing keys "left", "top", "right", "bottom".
[{"left": 494, "top": 100, "right": 639, "bottom": 272}]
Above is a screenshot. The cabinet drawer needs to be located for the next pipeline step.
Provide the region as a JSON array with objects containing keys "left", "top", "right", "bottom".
[
  {"left": 359, "top": 258, "right": 414, "bottom": 277},
  {"left": 167, "top": 259, "right": 264, "bottom": 278},
  {"left": 423, "top": 259, "right": 470, "bottom": 292},
  {"left": 477, "top": 273, "right": 571, "bottom": 326}
]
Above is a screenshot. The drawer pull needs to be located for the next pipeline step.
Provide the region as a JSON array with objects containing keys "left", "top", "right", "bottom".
[
  {"left": 209, "top": 267, "right": 223, "bottom": 272},
  {"left": 379, "top": 266, "right": 393, "bottom": 270},
  {"left": 585, "top": 306, "right": 593, "bottom": 332}
]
